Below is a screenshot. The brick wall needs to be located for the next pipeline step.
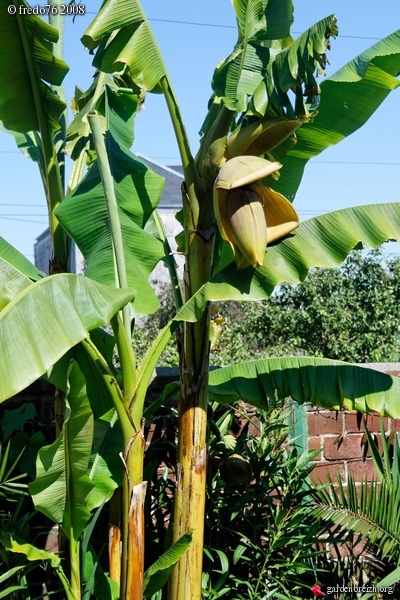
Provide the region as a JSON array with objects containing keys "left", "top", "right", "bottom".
[
  {"left": 148, "top": 365, "right": 400, "bottom": 486},
  {"left": 308, "top": 364, "right": 400, "bottom": 484}
]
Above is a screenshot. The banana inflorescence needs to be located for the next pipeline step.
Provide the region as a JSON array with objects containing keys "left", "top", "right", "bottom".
[{"left": 213, "top": 156, "right": 299, "bottom": 269}]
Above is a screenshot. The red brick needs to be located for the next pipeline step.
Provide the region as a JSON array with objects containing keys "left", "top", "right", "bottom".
[
  {"left": 310, "top": 461, "right": 346, "bottom": 484},
  {"left": 323, "top": 433, "right": 365, "bottom": 461},
  {"left": 307, "top": 412, "right": 343, "bottom": 436},
  {"left": 347, "top": 459, "right": 378, "bottom": 482},
  {"left": 344, "top": 412, "right": 388, "bottom": 434},
  {"left": 363, "top": 413, "right": 389, "bottom": 433},
  {"left": 391, "top": 419, "right": 400, "bottom": 432},
  {"left": 308, "top": 436, "right": 322, "bottom": 457},
  {"left": 386, "top": 370, "right": 400, "bottom": 378},
  {"left": 330, "top": 537, "right": 367, "bottom": 558}
]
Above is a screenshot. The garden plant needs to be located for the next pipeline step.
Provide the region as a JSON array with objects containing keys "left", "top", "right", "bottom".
[{"left": 1, "top": 0, "right": 400, "bottom": 598}]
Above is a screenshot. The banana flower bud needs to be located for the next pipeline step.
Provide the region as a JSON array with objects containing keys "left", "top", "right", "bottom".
[{"left": 213, "top": 156, "right": 299, "bottom": 269}]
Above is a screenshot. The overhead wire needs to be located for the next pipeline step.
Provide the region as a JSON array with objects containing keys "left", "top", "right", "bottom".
[{"left": 84, "top": 13, "right": 385, "bottom": 40}]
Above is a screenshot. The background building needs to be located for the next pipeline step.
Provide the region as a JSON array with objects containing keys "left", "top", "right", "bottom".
[{"left": 34, "top": 156, "right": 184, "bottom": 282}]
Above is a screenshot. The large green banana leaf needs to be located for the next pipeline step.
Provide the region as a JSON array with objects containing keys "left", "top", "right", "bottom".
[
  {"left": 0, "top": 238, "right": 44, "bottom": 309},
  {"left": 274, "top": 30, "right": 400, "bottom": 199},
  {"left": 29, "top": 361, "right": 94, "bottom": 540},
  {"left": 175, "top": 203, "right": 400, "bottom": 321},
  {"left": 82, "top": 0, "right": 167, "bottom": 94},
  {"left": 56, "top": 87, "right": 165, "bottom": 317},
  {"left": 0, "top": 274, "right": 134, "bottom": 402},
  {"left": 208, "top": 357, "right": 400, "bottom": 417},
  {"left": 44, "top": 349, "right": 123, "bottom": 511},
  {"left": 0, "top": 0, "right": 68, "bottom": 132}
]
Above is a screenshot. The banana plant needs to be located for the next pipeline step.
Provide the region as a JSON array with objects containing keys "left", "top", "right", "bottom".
[{"left": 1, "top": 0, "right": 400, "bottom": 599}]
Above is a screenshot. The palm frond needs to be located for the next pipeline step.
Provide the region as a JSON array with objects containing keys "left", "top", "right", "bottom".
[{"left": 313, "top": 426, "right": 400, "bottom": 565}]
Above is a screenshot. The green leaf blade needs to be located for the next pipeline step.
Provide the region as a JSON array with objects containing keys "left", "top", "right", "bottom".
[
  {"left": 82, "top": 0, "right": 166, "bottom": 93},
  {"left": 57, "top": 89, "right": 165, "bottom": 317},
  {"left": 144, "top": 531, "right": 193, "bottom": 597},
  {"left": 0, "top": 3, "right": 68, "bottom": 132},
  {"left": 0, "top": 274, "right": 134, "bottom": 401},
  {"left": 29, "top": 362, "right": 95, "bottom": 540},
  {"left": 274, "top": 30, "right": 400, "bottom": 198},
  {"left": 208, "top": 357, "right": 400, "bottom": 417},
  {"left": 175, "top": 203, "right": 400, "bottom": 322}
]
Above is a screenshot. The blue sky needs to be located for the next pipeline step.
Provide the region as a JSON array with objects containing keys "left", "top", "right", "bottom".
[{"left": 1, "top": 0, "right": 400, "bottom": 261}]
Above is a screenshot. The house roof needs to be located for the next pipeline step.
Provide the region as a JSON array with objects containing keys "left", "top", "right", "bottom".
[
  {"left": 138, "top": 154, "right": 183, "bottom": 210},
  {"left": 35, "top": 155, "right": 184, "bottom": 250}
]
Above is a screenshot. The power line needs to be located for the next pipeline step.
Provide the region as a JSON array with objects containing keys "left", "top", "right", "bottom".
[
  {"left": 0, "top": 146, "right": 398, "bottom": 167},
  {"left": 313, "top": 161, "right": 400, "bottom": 166},
  {"left": 84, "top": 12, "right": 383, "bottom": 40},
  {"left": 0, "top": 216, "right": 47, "bottom": 224},
  {"left": 0, "top": 213, "right": 47, "bottom": 217},
  {"left": 1, "top": 148, "right": 399, "bottom": 166}
]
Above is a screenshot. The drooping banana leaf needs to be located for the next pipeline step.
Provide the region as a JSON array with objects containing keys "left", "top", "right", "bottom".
[
  {"left": 81, "top": 0, "right": 167, "bottom": 94},
  {"left": 208, "top": 357, "right": 400, "bottom": 417},
  {"left": 212, "top": 0, "right": 335, "bottom": 118},
  {"left": 175, "top": 203, "right": 400, "bottom": 321},
  {"left": 211, "top": 0, "right": 288, "bottom": 112},
  {"left": 0, "top": 0, "right": 68, "bottom": 133},
  {"left": 29, "top": 361, "right": 94, "bottom": 540},
  {"left": 0, "top": 238, "right": 44, "bottom": 309},
  {"left": 273, "top": 30, "right": 400, "bottom": 199},
  {"left": 250, "top": 14, "right": 337, "bottom": 118},
  {"left": 1, "top": 534, "right": 72, "bottom": 599},
  {"left": 0, "top": 273, "right": 134, "bottom": 401},
  {"left": 56, "top": 87, "right": 165, "bottom": 317}
]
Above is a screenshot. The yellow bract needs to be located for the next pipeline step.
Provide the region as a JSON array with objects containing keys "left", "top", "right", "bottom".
[{"left": 213, "top": 156, "right": 299, "bottom": 268}]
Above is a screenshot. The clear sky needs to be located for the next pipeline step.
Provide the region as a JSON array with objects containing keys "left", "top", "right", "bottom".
[{"left": 1, "top": 0, "right": 400, "bottom": 262}]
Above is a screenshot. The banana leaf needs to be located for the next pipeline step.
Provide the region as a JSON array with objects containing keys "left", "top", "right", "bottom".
[
  {"left": 175, "top": 203, "right": 400, "bottom": 321},
  {"left": 0, "top": 125, "right": 44, "bottom": 168},
  {"left": 1, "top": 534, "right": 73, "bottom": 599},
  {"left": 86, "top": 409, "right": 123, "bottom": 511},
  {"left": 251, "top": 14, "right": 336, "bottom": 118},
  {"left": 0, "top": 0, "right": 68, "bottom": 133},
  {"left": 0, "top": 236, "right": 43, "bottom": 280},
  {"left": 208, "top": 357, "right": 400, "bottom": 417},
  {"left": 82, "top": 0, "right": 167, "bottom": 94},
  {"left": 274, "top": 30, "right": 400, "bottom": 199},
  {"left": 212, "top": 0, "right": 335, "bottom": 118},
  {"left": 29, "top": 361, "right": 94, "bottom": 540},
  {"left": 56, "top": 88, "right": 165, "bottom": 317},
  {"left": 212, "top": 0, "right": 278, "bottom": 112},
  {"left": 0, "top": 273, "right": 134, "bottom": 402},
  {"left": 144, "top": 531, "right": 193, "bottom": 598},
  {"left": 0, "top": 239, "right": 44, "bottom": 309}
]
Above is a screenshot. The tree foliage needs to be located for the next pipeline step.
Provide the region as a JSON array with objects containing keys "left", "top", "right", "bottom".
[{"left": 135, "top": 249, "right": 400, "bottom": 365}]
